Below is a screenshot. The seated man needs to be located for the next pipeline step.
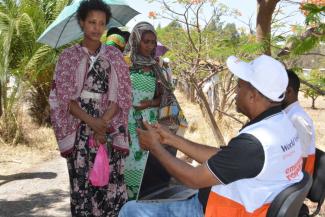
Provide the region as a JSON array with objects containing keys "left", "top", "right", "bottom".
[
  {"left": 282, "top": 69, "right": 316, "bottom": 175},
  {"left": 119, "top": 55, "right": 303, "bottom": 217}
]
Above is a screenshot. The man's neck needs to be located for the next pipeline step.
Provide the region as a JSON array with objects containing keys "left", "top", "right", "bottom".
[{"left": 249, "top": 103, "right": 281, "bottom": 120}]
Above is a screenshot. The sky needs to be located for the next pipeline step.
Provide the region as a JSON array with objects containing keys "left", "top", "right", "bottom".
[{"left": 124, "top": 0, "right": 305, "bottom": 32}]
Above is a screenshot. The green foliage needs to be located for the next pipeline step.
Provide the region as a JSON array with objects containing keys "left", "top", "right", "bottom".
[
  {"left": 27, "top": 65, "right": 54, "bottom": 125},
  {"left": 281, "top": 3, "right": 324, "bottom": 58},
  {"left": 292, "top": 35, "right": 320, "bottom": 56},
  {"left": 301, "top": 3, "right": 325, "bottom": 26},
  {"left": 0, "top": 0, "right": 67, "bottom": 144},
  {"left": 300, "top": 69, "right": 325, "bottom": 109}
]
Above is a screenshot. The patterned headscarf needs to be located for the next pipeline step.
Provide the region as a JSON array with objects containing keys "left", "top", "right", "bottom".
[
  {"left": 126, "top": 21, "right": 157, "bottom": 67},
  {"left": 126, "top": 21, "right": 172, "bottom": 90},
  {"left": 106, "top": 34, "right": 126, "bottom": 50}
]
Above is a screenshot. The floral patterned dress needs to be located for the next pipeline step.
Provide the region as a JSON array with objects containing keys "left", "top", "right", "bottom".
[
  {"left": 66, "top": 57, "right": 127, "bottom": 217},
  {"left": 124, "top": 69, "right": 158, "bottom": 200}
]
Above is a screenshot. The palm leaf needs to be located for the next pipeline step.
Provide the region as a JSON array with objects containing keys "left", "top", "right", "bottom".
[
  {"left": 25, "top": 45, "right": 57, "bottom": 77},
  {"left": 0, "top": 12, "right": 10, "bottom": 33}
]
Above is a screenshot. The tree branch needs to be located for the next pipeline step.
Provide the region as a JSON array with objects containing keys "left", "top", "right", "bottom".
[
  {"left": 198, "top": 67, "right": 226, "bottom": 89},
  {"left": 300, "top": 79, "right": 325, "bottom": 96},
  {"left": 214, "top": 108, "right": 244, "bottom": 125},
  {"left": 301, "top": 52, "right": 325, "bottom": 57}
]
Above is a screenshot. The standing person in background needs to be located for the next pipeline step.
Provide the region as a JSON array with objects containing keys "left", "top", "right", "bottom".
[
  {"left": 123, "top": 21, "right": 178, "bottom": 200},
  {"left": 283, "top": 69, "right": 316, "bottom": 175},
  {"left": 106, "top": 27, "right": 130, "bottom": 52},
  {"left": 49, "top": 0, "right": 131, "bottom": 216},
  {"left": 162, "top": 57, "right": 173, "bottom": 86}
]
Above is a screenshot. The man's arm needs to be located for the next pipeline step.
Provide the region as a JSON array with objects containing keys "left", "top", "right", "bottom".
[
  {"left": 156, "top": 124, "right": 220, "bottom": 164},
  {"left": 137, "top": 123, "right": 221, "bottom": 188},
  {"left": 138, "top": 122, "right": 265, "bottom": 189}
]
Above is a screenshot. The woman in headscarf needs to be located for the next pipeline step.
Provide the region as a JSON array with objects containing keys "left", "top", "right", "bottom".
[
  {"left": 105, "top": 27, "right": 130, "bottom": 52},
  {"left": 123, "top": 21, "right": 176, "bottom": 200},
  {"left": 49, "top": 0, "right": 131, "bottom": 216}
]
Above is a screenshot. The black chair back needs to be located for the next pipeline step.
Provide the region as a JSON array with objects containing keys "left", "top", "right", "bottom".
[
  {"left": 267, "top": 172, "right": 312, "bottom": 217},
  {"left": 307, "top": 148, "right": 325, "bottom": 217}
]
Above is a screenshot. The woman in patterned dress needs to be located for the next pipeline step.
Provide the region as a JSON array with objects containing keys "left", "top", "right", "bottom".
[
  {"left": 49, "top": 0, "right": 131, "bottom": 216},
  {"left": 124, "top": 22, "right": 173, "bottom": 200}
]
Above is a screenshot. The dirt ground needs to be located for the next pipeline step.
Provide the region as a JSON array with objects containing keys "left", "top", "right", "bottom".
[{"left": 0, "top": 92, "right": 324, "bottom": 216}]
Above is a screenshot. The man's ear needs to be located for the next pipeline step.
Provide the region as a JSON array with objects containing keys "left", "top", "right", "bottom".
[
  {"left": 250, "top": 88, "right": 259, "bottom": 103},
  {"left": 286, "top": 86, "right": 294, "bottom": 97}
]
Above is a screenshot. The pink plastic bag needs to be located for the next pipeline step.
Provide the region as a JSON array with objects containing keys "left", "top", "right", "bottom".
[{"left": 89, "top": 137, "right": 110, "bottom": 187}]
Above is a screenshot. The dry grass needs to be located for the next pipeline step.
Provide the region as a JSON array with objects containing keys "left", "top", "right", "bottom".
[
  {"left": 298, "top": 93, "right": 325, "bottom": 151},
  {"left": 0, "top": 111, "right": 58, "bottom": 175},
  {"left": 0, "top": 90, "right": 324, "bottom": 215}
]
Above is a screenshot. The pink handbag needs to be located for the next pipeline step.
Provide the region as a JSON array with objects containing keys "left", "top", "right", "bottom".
[{"left": 88, "top": 137, "right": 110, "bottom": 187}]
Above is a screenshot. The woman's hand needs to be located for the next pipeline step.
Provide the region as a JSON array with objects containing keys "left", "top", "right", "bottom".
[
  {"left": 89, "top": 117, "right": 107, "bottom": 135},
  {"left": 94, "top": 133, "right": 106, "bottom": 145},
  {"left": 134, "top": 100, "right": 152, "bottom": 110}
]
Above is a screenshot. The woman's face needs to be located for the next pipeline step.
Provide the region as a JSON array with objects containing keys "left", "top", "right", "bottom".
[
  {"left": 139, "top": 31, "right": 156, "bottom": 57},
  {"left": 80, "top": 10, "right": 106, "bottom": 42}
]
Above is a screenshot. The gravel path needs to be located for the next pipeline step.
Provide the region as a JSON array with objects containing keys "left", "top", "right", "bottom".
[
  {"left": 0, "top": 154, "right": 323, "bottom": 217},
  {"left": 0, "top": 157, "right": 70, "bottom": 217}
]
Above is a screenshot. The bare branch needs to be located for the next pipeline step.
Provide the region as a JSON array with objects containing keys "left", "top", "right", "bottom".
[
  {"left": 162, "top": 0, "right": 183, "bottom": 16},
  {"left": 214, "top": 108, "right": 244, "bottom": 124},
  {"left": 183, "top": 6, "right": 199, "bottom": 54},
  {"left": 198, "top": 67, "right": 226, "bottom": 89},
  {"left": 301, "top": 53, "right": 325, "bottom": 57}
]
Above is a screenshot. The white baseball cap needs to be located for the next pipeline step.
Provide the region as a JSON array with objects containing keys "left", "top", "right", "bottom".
[{"left": 226, "top": 55, "right": 288, "bottom": 102}]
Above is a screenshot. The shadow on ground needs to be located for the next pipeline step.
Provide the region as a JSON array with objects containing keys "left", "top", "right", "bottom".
[
  {"left": 0, "top": 172, "right": 57, "bottom": 186},
  {"left": 0, "top": 189, "right": 69, "bottom": 217}
]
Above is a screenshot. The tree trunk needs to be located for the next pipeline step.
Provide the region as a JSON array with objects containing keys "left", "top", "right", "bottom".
[
  {"left": 188, "top": 75, "right": 225, "bottom": 146},
  {"left": 256, "top": 0, "right": 280, "bottom": 55},
  {"left": 196, "top": 87, "right": 225, "bottom": 145},
  {"left": 0, "top": 83, "right": 2, "bottom": 117},
  {"left": 311, "top": 97, "right": 316, "bottom": 109}
]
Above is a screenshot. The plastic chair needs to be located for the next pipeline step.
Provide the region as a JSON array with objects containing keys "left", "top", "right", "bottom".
[
  {"left": 267, "top": 171, "right": 313, "bottom": 217},
  {"left": 299, "top": 148, "right": 325, "bottom": 217}
]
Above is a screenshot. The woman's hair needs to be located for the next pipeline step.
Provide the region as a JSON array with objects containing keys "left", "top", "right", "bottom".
[
  {"left": 122, "top": 31, "right": 131, "bottom": 43},
  {"left": 107, "top": 28, "right": 130, "bottom": 43},
  {"left": 77, "top": 0, "right": 112, "bottom": 25},
  {"left": 107, "top": 27, "right": 123, "bottom": 37},
  {"left": 141, "top": 30, "right": 156, "bottom": 40}
]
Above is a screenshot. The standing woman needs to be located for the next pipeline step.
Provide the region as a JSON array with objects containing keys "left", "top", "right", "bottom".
[
  {"left": 49, "top": 0, "right": 131, "bottom": 216},
  {"left": 124, "top": 22, "right": 171, "bottom": 199}
]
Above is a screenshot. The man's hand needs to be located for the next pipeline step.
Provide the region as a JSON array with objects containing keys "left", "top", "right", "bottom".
[
  {"left": 154, "top": 123, "right": 174, "bottom": 145},
  {"left": 136, "top": 121, "right": 162, "bottom": 152}
]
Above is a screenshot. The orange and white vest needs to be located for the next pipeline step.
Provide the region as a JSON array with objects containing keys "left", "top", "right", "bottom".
[
  {"left": 284, "top": 101, "right": 316, "bottom": 175},
  {"left": 205, "top": 111, "right": 303, "bottom": 217}
]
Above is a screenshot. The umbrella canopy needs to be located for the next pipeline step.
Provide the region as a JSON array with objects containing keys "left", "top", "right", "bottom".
[
  {"left": 37, "top": 0, "right": 139, "bottom": 48},
  {"left": 155, "top": 41, "right": 169, "bottom": 57}
]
